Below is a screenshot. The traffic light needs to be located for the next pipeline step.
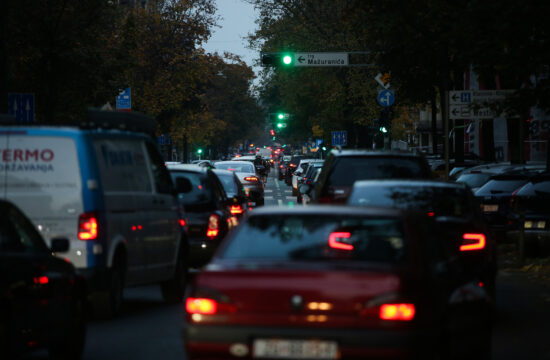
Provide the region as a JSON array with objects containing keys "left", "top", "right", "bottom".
[
  {"left": 261, "top": 52, "right": 294, "bottom": 67},
  {"left": 270, "top": 129, "right": 275, "bottom": 136},
  {"left": 379, "top": 126, "right": 388, "bottom": 133},
  {"left": 197, "top": 148, "right": 203, "bottom": 154}
]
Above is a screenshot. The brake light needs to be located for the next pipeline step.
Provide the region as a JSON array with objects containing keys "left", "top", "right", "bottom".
[
  {"left": 329, "top": 232, "right": 353, "bottom": 250},
  {"left": 206, "top": 214, "right": 220, "bottom": 239},
  {"left": 33, "top": 276, "right": 49, "bottom": 285},
  {"left": 179, "top": 219, "right": 186, "bottom": 227},
  {"left": 186, "top": 298, "right": 217, "bottom": 315},
  {"left": 290, "top": 164, "right": 296, "bottom": 167},
  {"left": 230, "top": 205, "right": 244, "bottom": 215},
  {"left": 380, "top": 304, "right": 415, "bottom": 321},
  {"left": 280, "top": 165, "right": 283, "bottom": 168},
  {"left": 244, "top": 176, "right": 259, "bottom": 182},
  {"left": 78, "top": 212, "right": 98, "bottom": 240},
  {"left": 460, "top": 233, "right": 486, "bottom": 251}
]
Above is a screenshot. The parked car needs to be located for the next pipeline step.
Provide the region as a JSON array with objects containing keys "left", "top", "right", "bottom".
[
  {"left": 313, "top": 150, "right": 433, "bottom": 204},
  {"left": 212, "top": 169, "right": 248, "bottom": 219},
  {"left": 214, "top": 161, "right": 265, "bottom": 206},
  {"left": 184, "top": 206, "right": 492, "bottom": 359},
  {"left": 347, "top": 179, "right": 497, "bottom": 298},
  {"left": 167, "top": 164, "right": 237, "bottom": 268},
  {"left": 0, "top": 200, "right": 86, "bottom": 359},
  {"left": 0, "top": 110, "right": 187, "bottom": 316},
  {"left": 300, "top": 167, "right": 322, "bottom": 205},
  {"left": 455, "top": 162, "right": 546, "bottom": 191},
  {"left": 508, "top": 172, "right": 550, "bottom": 255}
]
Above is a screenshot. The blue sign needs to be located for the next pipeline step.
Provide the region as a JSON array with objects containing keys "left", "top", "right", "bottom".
[
  {"left": 116, "top": 88, "right": 131, "bottom": 111},
  {"left": 461, "top": 92, "right": 471, "bottom": 103},
  {"left": 315, "top": 139, "right": 323, "bottom": 148},
  {"left": 377, "top": 90, "right": 395, "bottom": 107},
  {"left": 158, "top": 134, "right": 171, "bottom": 145},
  {"left": 331, "top": 131, "right": 348, "bottom": 146},
  {"left": 8, "top": 93, "right": 35, "bottom": 123}
]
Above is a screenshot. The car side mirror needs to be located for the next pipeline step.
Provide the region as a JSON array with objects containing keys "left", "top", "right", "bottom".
[
  {"left": 51, "top": 238, "right": 70, "bottom": 253},
  {"left": 175, "top": 177, "right": 193, "bottom": 193},
  {"left": 299, "top": 184, "right": 312, "bottom": 195}
]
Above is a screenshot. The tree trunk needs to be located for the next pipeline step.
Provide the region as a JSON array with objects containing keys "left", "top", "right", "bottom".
[
  {"left": 454, "top": 119, "right": 464, "bottom": 163},
  {"left": 431, "top": 91, "right": 438, "bottom": 154}
]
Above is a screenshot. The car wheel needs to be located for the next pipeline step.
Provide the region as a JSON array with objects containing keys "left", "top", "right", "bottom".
[
  {"left": 49, "top": 298, "right": 86, "bottom": 360},
  {"left": 161, "top": 247, "right": 189, "bottom": 304},
  {"left": 292, "top": 187, "right": 298, "bottom": 196},
  {"left": 94, "top": 253, "right": 125, "bottom": 319}
]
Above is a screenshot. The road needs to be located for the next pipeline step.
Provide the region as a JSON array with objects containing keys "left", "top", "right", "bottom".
[
  {"left": 29, "top": 168, "right": 550, "bottom": 359},
  {"left": 263, "top": 167, "right": 297, "bottom": 206}
]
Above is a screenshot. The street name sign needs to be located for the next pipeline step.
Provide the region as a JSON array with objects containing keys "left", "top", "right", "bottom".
[
  {"left": 116, "top": 87, "right": 131, "bottom": 111},
  {"left": 294, "top": 52, "right": 349, "bottom": 67},
  {"left": 449, "top": 90, "right": 515, "bottom": 119},
  {"left": 331, "top": 130, "right": 348, "bottom": 146},
  {"left": 8, "top": 93, "right": 35, "bottom": 123}
]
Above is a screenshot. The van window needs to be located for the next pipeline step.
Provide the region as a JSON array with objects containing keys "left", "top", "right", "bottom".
[
  {"left": 145, "top": 142, "right": 173, "bottom": 194},
  {"left": 94, "top": 139, "right": 152, "bottom": 193}
]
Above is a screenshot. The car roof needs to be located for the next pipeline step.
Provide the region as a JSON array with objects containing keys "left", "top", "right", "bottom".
[
  {"left": 329, "top": 149, "right": 426, "bottom": 158},
  {"left": 212, "top": 169, "right": 237, "bottom": 177},
  {"left": 216, "top": 160, "right": 254, "bottom": 165},
  {"left": 231, "top": 156, "right": 255, "bottom": 161},
  {"left": 248, "top": 205, "right": 404, "bottom": 218},
  {"left": 166, "top": 164, "right": 207, "bottom": 173},
  {"left": 352, "top": 179, "right": 468, "bottom": 190}
]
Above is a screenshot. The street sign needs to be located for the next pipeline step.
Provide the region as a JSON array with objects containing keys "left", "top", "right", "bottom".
[
  {"left": 158, "top": 134, "right": 171, "bottom": 145},
  {"left": 448, "top": 90, "right": 515, "bottom": 119},
  {"left": 374, "top": 73, "right": 391, "bottom": 89},
  {"left": 294, "top": 52, "right": 349, "bottom": 67},
  {"left": 331, "top": 130, "right": 348, "bottom": 146},
  {"left": 377, "top": 90, "right": 395, "bottom": 107},
  {"left": 116, "top": 87, "right": 131, "bottom": 111},
  {"left": 8, "top": 93, "right": 35, "bottom": 123}
]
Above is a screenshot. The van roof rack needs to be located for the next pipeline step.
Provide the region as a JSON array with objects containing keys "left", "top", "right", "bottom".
[{"left": 0, "top": 109, "right": 157, "bottom": 138}]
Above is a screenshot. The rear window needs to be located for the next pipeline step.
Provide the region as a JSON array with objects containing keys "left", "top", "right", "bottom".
[
  {"left": 475, "top": 178, "right": 528, "bottom": 195},
  {"left": 221, "top": 215, "right": 406, "bottom": 263},
  {"left": 170, "top": 171, "right": 212, "bottom": 205},
  {"left": 455, "top": 173, "right": 492, "bottom": 188},
  {"left": 349, "top": 185, "right": 471, "bottom": 217},
  {"left": 216, "top": 173, "right": 239, "bottom": 196},
  {"left": 516, "top": 178, "right": 550, "bottom": 196},
  {"left": 216, "top": 162, "right": 255, "bottom": 173},
  {"left": 327, "top": 157, "right": 429, "bottom": 187}
]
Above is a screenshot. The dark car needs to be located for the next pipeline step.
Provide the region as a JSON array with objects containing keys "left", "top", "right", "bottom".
[
  {"left": 347, "top": 180, "right": 497, "bottom": 298},
  {"left": 214, "top": 161, "right": 265, "bottom": 206},
  {"left": 183, "top": 206, "right": 492, "bottom": 359},
  {"left": 285, "top": 154, "right": 305, "bottom": 185},
  {"left": 296, "top": 161, "right": 324, "bottom": 203},
  {"left": 0, "top": 200, "right": 86, "bottom": 359},
  {"left": 278, "top": 158, "right": 290, "bottom": 180},
  {"left": 474, "top": 172, "right": 541, "bottom": 241},
  {"left": 212, "top": 169, "right": 248, "bottom": 219},
  {"left": 313, "top": 150, "right": 433, "bottom": 204},
  {"left": 167, "top": 164, "right": 236, "bottom": 268},
  {"left": 507, "top": 172, "right": 550, "bottom": 255}
]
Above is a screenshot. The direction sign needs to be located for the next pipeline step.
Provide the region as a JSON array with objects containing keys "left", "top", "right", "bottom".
[
  {"left": 116, "top": 87, "right": 131, "bottom": 111},
  {"left": 8, "top": 93, "right": 35, "bottom": 123},
  {"left": 331, "top": 131, "right": 348, "bottom": 146},
  {"left": 448, "top": 90, "right": 515, "bottom": 119},
  {"left": 449, "top": 91, "right": 472, "bottom": 104},
  {"left": 377, "top": 90, "right": 395, "bottom": 107},
  {"left": 374, "top": 73, "right": 391, "bottom": 89},
  {"left": 294, "top": 52, "right": 349, "bottom": 67}
]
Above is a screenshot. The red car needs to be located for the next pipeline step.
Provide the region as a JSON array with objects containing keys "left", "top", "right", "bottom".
[{"left": 183, "top": 206, "right": 492, "bottom": 359}]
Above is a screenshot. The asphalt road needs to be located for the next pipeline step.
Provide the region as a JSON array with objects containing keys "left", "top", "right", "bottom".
[{"left": 29, "top": 167, "right": 550, "bottom": 359}]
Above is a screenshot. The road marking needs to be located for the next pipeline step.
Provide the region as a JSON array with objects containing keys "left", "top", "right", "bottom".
[
  {"left": 284, "top": 190, "right": 292, "bottom": 193},
  {"left": 265, "top": 189, "right": 273, "bottom": 193},
  {"left": 265, "top": 196, "right": 274, "bottom": 200},
  {"left": 278, "top": 199, "right": 283, "bottom": 206},
  {"left": 285, "top": 196, "right": 295, "bottom": 200}
]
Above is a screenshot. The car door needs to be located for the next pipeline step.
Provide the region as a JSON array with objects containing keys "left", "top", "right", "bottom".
[{"left": 143, "top": 142, "right": 180, "bottom": 280}]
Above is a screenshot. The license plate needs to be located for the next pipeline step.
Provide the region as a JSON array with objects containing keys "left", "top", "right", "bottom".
[
  {"left": 483, "top": 204, "right": 498, "bottom": 212},
  {"left": 253, "top": 339, "right": 338, "bottom": 359}
]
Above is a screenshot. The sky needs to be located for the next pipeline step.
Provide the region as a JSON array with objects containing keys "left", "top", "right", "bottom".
[{"left": 203, "top": 0, "right": 260, "bottom": 74}]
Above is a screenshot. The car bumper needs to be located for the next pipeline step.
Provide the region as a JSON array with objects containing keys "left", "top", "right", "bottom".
[
  {"left": 188, "top": 238, "right": 220, "bottom": 268},
  {"left": 243, "top": 186, "right": 264, "bottom": 204},
  {"left": 183, "top": 324, "right": 430, "bottom": 360}
]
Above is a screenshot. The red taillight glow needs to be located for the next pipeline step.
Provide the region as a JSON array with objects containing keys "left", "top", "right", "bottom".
[
  {"left": 280, "top": 165, "right": 283, "bottom": 168},
  {"left": 427, "top": 211, "right": 435, "bottom": 217},
  {"left": 78, "top": 212, "right": 98, "bottom": 240},
  {"left": 380, "top": 304, "right": 415, "bottom": 321},
  {"left": 207, "top": 214, "right": 220, "bottom": 239},
  {"left": 179, "top": 219, "right": 186, "bottom": 226},
  {"left": 329, "top": 232, "right": 353, "bottom": 250},
  {"left": 230, "top": 205, "right": 244, "bottom": 215},
  {"left": 244, "top": 176, "right": 259, "bottom": 182},
  {"left": 186, "top": 298, "right": 217, "bottom": 314},
  {"left": 33, "top": 276, "right": 49, "bottom": 285},
  {"left": 460, "top": 233, "right": 486, "bottom": 251}
]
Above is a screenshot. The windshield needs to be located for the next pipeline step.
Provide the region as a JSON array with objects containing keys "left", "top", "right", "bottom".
[
  {"left": 455, "top": 173, "right": 492, "bottom": 188},
  {"left": 221, "top": 215, "right": 406, "bottom": 263},
  {"left": 349, "top": 185, "right": 471, "bottom": 217},
  {"left": 475, "top": 179, "right": 529, "bottom": 195}
]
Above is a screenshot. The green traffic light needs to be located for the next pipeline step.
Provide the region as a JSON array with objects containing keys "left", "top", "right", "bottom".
[
  {"left": 197, "top": 149, "right": 203, "bottom": 154},
  {"left": 379, "top": 126, "right": 388, "bottom": 133},
  {"left": 277, "top": 123, "right": 284, "bottom": 128},
  {"left": 277, "top": 113, "right": 284, "bottom": 120},
  {"left": 282, "top": 55, "right": 292, "bottom": 65}
]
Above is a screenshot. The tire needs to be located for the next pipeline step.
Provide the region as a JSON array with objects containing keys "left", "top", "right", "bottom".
[
  {"left": 49, "top": 298, "right": 86, "bottom": 360},
  {"left": 292, "top": 187, "right": 298, "bottom": 196},
  {"left": 94, "top": 253, "right": 125, "bottom": 319},
  {"left": 161, "top": 250, "right": 189, "bottom": 304}
]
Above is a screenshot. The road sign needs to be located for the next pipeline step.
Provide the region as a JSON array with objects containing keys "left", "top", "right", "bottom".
[
  {"left": 158, "top": 134, "right": 171, "bottom": 145},
  {"left": 331, "top": 131, "right": 348, "bottom": 146},
  {"left": 8, "top": 93, "right": 35, "bottom": 123},
  {"left": 294, "top": 52, "right": 349, "bottom": 67},
  {"left": 116, "top": 87, "right": 131, "bottom": 111},
  {"left": 377, "top": 90, "right": 395, "bottom": 107},
  {"left": 448, "top": 90, "right": 515, "bottom": 119},
  {"left": 374, "top": 73, "right": 391, "bottom": 89}
]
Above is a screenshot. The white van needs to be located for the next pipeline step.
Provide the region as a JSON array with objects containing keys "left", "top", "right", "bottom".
[{"left": 0, "top": 111, "right": 187, "bottom": 316}]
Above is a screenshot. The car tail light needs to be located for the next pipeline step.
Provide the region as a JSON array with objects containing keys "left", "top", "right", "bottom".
[
  {"left": 244, "top": 176, "right": 259, "bottom": 182},
  {"left": 279, "top": 165, "right": 283, "bottom": 168},
  {"left": 186, "top": 298, "right": 218, "bottom": 314},
  {"left": 329, "top": 232, "right": 353, "bottom": 250},
  {"left": 230, "top": 204, "right": 244, "bottom": 215},
  {"left": 179, "top": 219, "right": 186, "bottom": 227},
  {"left": 78, "top": 212, "right": 98, "bottom": 240},
  {"left": 33, "top": 276, "right": 49, "bottom": 285},
  {"left": 379, "top": 304, "right": 415, "bottom": 321},
  {"left": 206, "top": 214, "right": 220, "bottom": 239},
  {"left": 290, "top": 164, "right": 296, "bottom": 167},
  {"left": 460, "top": 233, "right": 486, "bottom": 251}
]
